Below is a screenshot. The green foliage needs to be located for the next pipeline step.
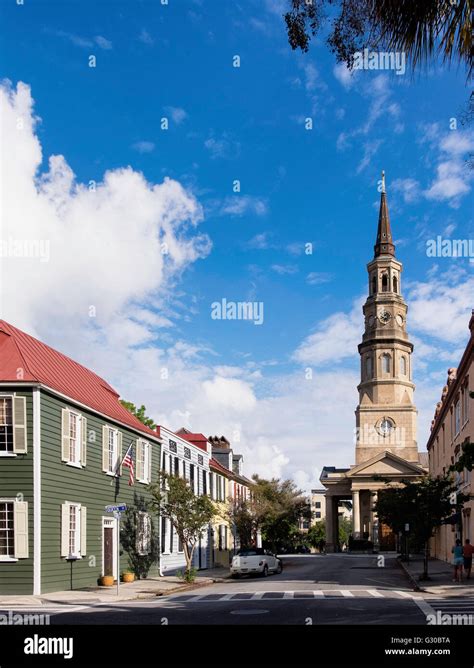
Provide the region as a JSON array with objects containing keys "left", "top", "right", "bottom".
[
  {"left": 307, "top": 521, "right": 326, "bottom": 547},
  {"left": 120, "top": 493, "right": 159, "bottom": 580},
  {"left": 176, "top": 567, "right": 198, "bottom": 583},
  {"left": 227, "top": 499, "right": 254, "bottom": 549},
  {"left": 338, "top": 517, "right": 352, "bottom": 545},
  {"left": 375, "top": 474, "right": 469, "bottom": 578},
  {"left": 449, "top": 442, "right": 474, "bottom": 473},
  {"left": 120, "top": 400, "right": 156, "bottom": 430},
  {"left": 284, "top": 1, "right": 472, "bottom": 75},
  {"left": 251, "top": 476, "right": 310, "bottom": 552},
  {"left": 148, "top": 472, "right": 217, "bottom": 576}
]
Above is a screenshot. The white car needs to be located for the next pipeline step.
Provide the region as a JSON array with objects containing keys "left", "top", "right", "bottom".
[{"left": 230, "top": 548, "right": 283, "bottom": 578}]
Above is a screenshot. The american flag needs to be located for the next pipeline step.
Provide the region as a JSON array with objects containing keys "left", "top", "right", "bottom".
[{"left": 122, "top": 444, "right": 134, "bottom": 486}]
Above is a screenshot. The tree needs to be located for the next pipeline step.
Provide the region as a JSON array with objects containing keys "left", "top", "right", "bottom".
[
  {"left": 284, "top": 1, "right": 472, "bottom": 75},
  {"left": 375, "top": 475, "right": 468, "bottom": 579},
  {"left": 307, "top": 521, "right": 326, "bottom": 549},
  {"left": 250, "top": 476, "right": 311, "bottom": 552},
  {"left": 120, "top": 493, "right": 159, "bottom": 580},
  {"left": 338, "top": 516, "right": 352, "bottom": 546},
  {"left": 227, "top": 499, "right": 254, "bottom": 550},
  {"left": 120, "top": 400, "right": 156, "bottom": 430},
  {"left": 449, "top": 441, "right": 474, "bottom": 473},
  {"left": 148, "top": 472, "right": 217, "bottom": 581},
  {"left": 227, "top": 477, "right": 310, "bottom": 553}
]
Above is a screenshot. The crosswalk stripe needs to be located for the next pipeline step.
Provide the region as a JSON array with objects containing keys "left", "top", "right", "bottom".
[
  {"left": 313, "top": 590, "right": 324, "bottom": 598},
  {"left": 394, "top": 590, "right": 416, "bottom": 599},
  {"left": 219, "top": 594, "right": 234, "bottom": 601},
  {"left": 283, "top": 591, "right": 294, "bottom": 599},
  {"left": 341, "top": 590, "right": 354, "bottom": 597},
  {"left": 367, "top": 589, "right": 384, "bottom": 598},
  {"left": 251, "top": 592, "right": 265, "bottom": 600}
]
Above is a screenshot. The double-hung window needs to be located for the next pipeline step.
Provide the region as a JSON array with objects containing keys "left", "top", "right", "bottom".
[
  {"left": 61, "top": 502, "right": 86, "bottom": 558},
  {"left": 102, "top": 426, "right": 122, "bottom": 475},
  {"left": 61, "top": 408, "right": 86, "bottom": 467},
  {"left": 0, "top": 499, "right": 29, "bottom": 560},
  {"left": 136, "top": 440, "right": 151, "bottom": 484},
  {"left": 0, "top": 395, "right": 27, "bottom": 455}
]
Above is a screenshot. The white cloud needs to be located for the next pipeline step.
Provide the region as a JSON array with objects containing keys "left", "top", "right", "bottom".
[
  {"left": 139, "top": 29, "right": 154, "bottom": 45},
  {"left": 392, "top": 177, "right": 421, "bottom": 203},
  {"left": 218, "top": 195, "right": 267, "bottom": 217},
  {"left": 271, "top": 264, "right": 298, "bottom": 275},
  {"left": 306, "top": 272, "right": 332, "bottom": 285},
  {"left": 0, "top": 81, "right": 210, "bottom": 338},
  {"left": 95, "top": 36, "right": 112, "bottom": 50},
  {"left": 131, "top": 140, "right": 155, "bottom": 153},
  {"left": 424, "top": 130, "right": 473, "bottom": 205},
  {"left": 407, "top": 273, "right": 474, "bottom": 344},
  {"left": 246, "top": 232, "right": 272, "bottom": 249},
  {"left": 164, "top": 106, "right": 188, "bottom": 125},
  {"left": 293, "top": 297, "right": 364, "bottom": 365},
  {"left": 204, "top": 135, "right": 240, "bottom": 159},
  {"left": 333, "top": 63, "right": 354, "bottom": 89}
]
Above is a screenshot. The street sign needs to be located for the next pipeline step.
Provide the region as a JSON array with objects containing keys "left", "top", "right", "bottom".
[
  {"left": 105, "top": 504, "right": 127, "bottom": 513},
  {"left": 404, "top": 523, "right": 410, "bottom": 532}
]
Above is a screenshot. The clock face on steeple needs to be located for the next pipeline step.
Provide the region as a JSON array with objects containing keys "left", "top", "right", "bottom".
[
  {"left": 378, "top": 309, "right": 391, "bottom": 324},
  {"left": 376, "top": 417, "right": 395, "bottom": 437}
]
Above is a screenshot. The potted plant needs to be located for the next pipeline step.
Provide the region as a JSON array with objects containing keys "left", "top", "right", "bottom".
[
  {"left": 122, "top": 570, "right": 135, "bottom": 583},
  {"left": 99, "top": 575, "right": 114, "bottom": 587}
]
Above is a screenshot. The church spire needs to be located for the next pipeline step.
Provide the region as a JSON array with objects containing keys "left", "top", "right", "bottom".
[{"left": 374, "top": 171, "right": 395, "bottom": 257}]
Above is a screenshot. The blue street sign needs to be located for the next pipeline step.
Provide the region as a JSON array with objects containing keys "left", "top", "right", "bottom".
[{"left": 105, "top": 504, "right": 127, "bottom": 513}]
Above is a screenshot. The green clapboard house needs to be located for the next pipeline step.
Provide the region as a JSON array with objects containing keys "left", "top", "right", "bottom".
[{"left": 0, "top": 320, "right": 161, "bottom": 595}]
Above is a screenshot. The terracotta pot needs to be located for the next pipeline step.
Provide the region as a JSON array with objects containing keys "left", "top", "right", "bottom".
[
  {"left": 100, "top": 575, "right": 114, "bottom": 587},
  {"left": 122, "top": 572, "right": 135, "bottom": 583}
]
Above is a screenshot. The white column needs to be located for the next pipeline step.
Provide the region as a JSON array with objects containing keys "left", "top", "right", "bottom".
[{"left": 352, "top": 490, "right": 360, "bottom": 536}]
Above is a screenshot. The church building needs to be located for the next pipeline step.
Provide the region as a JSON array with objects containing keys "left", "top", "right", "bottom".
[{"left": 320, "top": 174, "right": 428, "bottom": 552}]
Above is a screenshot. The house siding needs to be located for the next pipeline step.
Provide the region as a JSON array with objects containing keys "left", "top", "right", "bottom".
[
  {"left": 0, "top": 388, "right": 34, "bottom": 594},
  {"left": 40, "top": 390, "right": 161, "bottom": 594}
]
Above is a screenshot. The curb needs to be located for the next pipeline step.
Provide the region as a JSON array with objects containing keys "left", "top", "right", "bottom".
[{"left": 396, "top": 557, "right": 423, "bottom": 593}]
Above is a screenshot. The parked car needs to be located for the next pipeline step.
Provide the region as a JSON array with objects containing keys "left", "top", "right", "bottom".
[{"left": 230, "top": 548, "right": 283, "bottom": 578}]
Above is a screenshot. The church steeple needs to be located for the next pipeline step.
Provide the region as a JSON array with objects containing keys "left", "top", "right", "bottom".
[{"left": 374, "top": 171, "right": 395, "bottom": 258}]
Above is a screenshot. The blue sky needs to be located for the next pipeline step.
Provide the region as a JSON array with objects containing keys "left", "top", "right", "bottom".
[{"left": 1, "top": 0, "right": 473, "bottom": 489}]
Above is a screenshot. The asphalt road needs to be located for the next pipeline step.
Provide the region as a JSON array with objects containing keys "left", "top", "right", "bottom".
[{"left": 45, "top": 554, "right": 432, "bottom": 625}]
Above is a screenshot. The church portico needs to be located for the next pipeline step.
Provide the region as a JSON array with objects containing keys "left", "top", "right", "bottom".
[{"left": 320, "top": 173, "right": 428, "bottom": 552}]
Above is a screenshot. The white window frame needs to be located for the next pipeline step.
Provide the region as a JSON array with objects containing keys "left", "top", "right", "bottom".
[
  {"left": 0, "top": 499, "right": 16, "bottom": 561},
  {"left": 68, "top": 410, "right": 82, "bottom": 467},
  {"left": 137, "top": 440, "right": 151, "bottom": 484},
  {"left": 61, "top": 502, "right": 86, "bottom": 559},
  {"left": 107, "top": 428, "right": 118, "bottom": 475},
  {"left": 0, "top": 396, "right": 14, "bottom": 456}
]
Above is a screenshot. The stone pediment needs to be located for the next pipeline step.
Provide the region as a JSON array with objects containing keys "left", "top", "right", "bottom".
[{"left": 347, "top": 450, "right": 426, "bottom": 478}]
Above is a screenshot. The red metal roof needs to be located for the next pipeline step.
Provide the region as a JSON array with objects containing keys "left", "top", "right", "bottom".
[
  {"left": 0, "top": 320, "right": 158, "bottom": 439},
  {"left": 175, "top": 430, "right": 209, "bottom": 452}
]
